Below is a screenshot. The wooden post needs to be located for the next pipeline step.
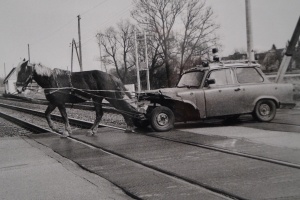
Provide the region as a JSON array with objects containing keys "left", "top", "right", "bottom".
[
  {"left": 144, "top": 31, "right": 150, "bottom": 90},
  {"left": 71, "top": 41, "right": 74, "bottom": 72},
  {"left": 77, "top": 15, "right": 83, "bottom": 71},
  {"left": 28, "top": 44, "right": 31, "bottom": 62},
  {"left": 134, "top": 28, "right": 141, "bottom": 93}
]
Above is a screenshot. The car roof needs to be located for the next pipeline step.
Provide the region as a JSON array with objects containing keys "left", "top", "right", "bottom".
[{"left": 184, "top": 60, "right": 261, "bottom": 73}]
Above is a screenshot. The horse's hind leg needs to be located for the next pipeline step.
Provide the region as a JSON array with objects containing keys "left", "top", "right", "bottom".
[
  {"left": 58, "top": 105, "right": 72, "bottom": 137},
  {"left": 107, "top": 98, "right": 135, "bottom": 133},
  {"left": 45, "top": 104, "right": 60, "bottom": 133},
  {"left": 87, "top": 98, "right": 103, "bottom": 136}
]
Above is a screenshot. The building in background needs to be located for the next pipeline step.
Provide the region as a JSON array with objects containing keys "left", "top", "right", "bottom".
[{"left": 3, "top": 68, "right": 17, "bottom": 94}]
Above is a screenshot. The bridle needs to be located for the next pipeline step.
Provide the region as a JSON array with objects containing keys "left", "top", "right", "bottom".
[{"left": 16, "top": 63, "right": 34, "bottom": 92}]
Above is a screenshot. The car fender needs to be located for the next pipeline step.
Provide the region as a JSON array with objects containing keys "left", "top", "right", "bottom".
[
  {"left": 180, "top": 99, "right": 198, "bottom": 110},
  {"left": 252, "top": 96, "right": 280, "bottom": 109}
]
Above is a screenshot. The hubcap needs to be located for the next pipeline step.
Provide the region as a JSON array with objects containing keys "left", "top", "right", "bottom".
[
  {"left": 156, "top": 113, "right": 169, "bottom": 126},
  {"left": 259, "top": 104, "right": 271, "bottom": 116}
]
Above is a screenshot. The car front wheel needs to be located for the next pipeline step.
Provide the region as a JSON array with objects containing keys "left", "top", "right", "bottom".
[
  {"left": 253, "top": 100, "right": 276, "bottom": 122},
  {"left": 150, "top": 106, "right": 175, "bottom": 132}
]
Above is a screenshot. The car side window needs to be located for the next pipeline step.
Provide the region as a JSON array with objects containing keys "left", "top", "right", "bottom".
[
  {"left": 236, "top": 67, "right": 263, "bottom": 83},
  {"left": 207, "top": 69, "right": 234, "bottom": 86}
]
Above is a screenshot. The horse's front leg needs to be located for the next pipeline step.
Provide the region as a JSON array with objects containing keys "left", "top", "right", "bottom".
[
  {"left": 58, "top": 105, "right": 72, "bottom": 137},
  {"left": 87, "top": 98, "right": 103, "bottom": 136},
  {"left": 45, "top": 104, "right": 60, "bottom": 133}
]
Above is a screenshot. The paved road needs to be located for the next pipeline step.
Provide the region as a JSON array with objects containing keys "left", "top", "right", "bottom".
[
  {"left": 0, "top": 136, "right": 132, "bottom": 200},
  {"left": 179, "top": 107, "right": 300, "bottom": 150}
]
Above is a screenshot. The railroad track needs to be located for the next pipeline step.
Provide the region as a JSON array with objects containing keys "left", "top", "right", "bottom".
[
  {"left": 1, "top": 102, "right": 300, "bottom": 168},
  {"left": 1, "top": 102, "right": 300, "bottom": 199},
  {"left": 0, "top": 95, "right": 118, "bottom": 112},
  {"left": 0, "top": 102, "right": 124, "bottom": 131}
]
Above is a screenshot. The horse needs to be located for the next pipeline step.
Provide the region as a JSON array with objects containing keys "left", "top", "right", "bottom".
[{"left": 16, "top": 60, "right": 140, "bottom": 137}]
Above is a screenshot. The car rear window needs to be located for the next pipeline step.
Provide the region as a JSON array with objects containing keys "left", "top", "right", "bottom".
[{"left": 236, "top": 67, "right": 263, "bottom": 83}]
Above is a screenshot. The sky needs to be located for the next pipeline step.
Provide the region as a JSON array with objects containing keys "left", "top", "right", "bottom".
[{"left": 1, "top": 0, "right": 300, "bottom": 78}]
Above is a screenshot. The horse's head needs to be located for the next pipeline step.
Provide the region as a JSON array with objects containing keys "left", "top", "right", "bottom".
[{"left": 16, "top": 60, "right": 34, "bottom": 93}]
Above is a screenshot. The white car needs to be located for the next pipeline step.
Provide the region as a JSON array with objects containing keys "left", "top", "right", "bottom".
[{"left": 135, "top": 61, "right": 296, "bottom": 132}]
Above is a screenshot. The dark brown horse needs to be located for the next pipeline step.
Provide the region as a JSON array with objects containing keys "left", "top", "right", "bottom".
[{"left": 16, "top": 60, "right": 139, "bottom": 137}]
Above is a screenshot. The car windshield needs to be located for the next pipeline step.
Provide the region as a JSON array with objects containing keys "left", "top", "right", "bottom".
[{"left": 177, "top": 71, "right": 205, "bottom": 88}]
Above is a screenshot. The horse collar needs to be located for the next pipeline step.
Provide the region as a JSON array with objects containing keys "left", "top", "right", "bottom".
[{"left": 22, "top": 64, "right": 34, "bottom": 91}]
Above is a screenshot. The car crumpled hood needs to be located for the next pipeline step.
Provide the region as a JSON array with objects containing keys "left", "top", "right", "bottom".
[{"left": 140, "top": 87, "right": 188, "bottom": 100}]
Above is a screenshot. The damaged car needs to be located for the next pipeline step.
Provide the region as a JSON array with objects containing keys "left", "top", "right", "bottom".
[{"left": 135, "top": 61, "right": 296, "bottom": 132}]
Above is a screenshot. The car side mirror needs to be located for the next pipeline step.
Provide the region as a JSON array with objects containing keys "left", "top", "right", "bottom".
[{"left": 207, "top": 79, "right": 216, "bottom": 85}]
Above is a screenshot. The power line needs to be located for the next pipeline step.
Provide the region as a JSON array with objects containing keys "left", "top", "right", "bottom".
[
  {"left": 31, "top": 0, "right": 110, "bottom": 47},
  {"left": 80, "top": 0, "right": 110, "bottom": 16},
  {"left": 81, "top": 4, "right": 133, "bottom": 47},
  {"left": 31, "top": 17, "right": 76, "bottom": 46}
]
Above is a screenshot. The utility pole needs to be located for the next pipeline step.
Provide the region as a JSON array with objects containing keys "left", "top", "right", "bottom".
[
  {"left": 77, "top": 15, "right": 83, "bottom": 71},
  {"left": 70, "top": 41, "right": 74, "bottom": 72},
  {"left": 96, "top": 33, "right": 103, "bottom": 71},
  {"left": 144, "top": 31, "right": 150, "bottom": 90},
  {"left": 245, "top": 0, "right": 255, "bottom": 62},
  {"left": 4, "top": 63, "right": 6, "bottom": 78},
  {"left": 28, "top": 44, "right": 30, "bottom": 62},
  {"left": 134, "top": 28, "right": 141, "bottom": 93}
]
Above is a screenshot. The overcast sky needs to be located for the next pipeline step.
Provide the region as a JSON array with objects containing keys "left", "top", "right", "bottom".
[{"left": 1, "top": 0, "right": 300, "bottom": 78}]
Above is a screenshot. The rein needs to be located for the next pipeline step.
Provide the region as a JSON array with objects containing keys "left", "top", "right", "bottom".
[
  {"left": 16, "top": 64, "right": 34, "bottom": 92},
  {"left": 22, "top": 74, "right": 33, "bottom": 92}
]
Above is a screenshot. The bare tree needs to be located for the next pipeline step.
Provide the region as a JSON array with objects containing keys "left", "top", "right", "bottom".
[
  {"left": 178, "top": 0, "right": 219, "bottom": 74},
  {"left": 132, "top": 0, "right": 187, "bottom": 87},
  {"left": 131, "top": 0, "right": 219, "bottom": 86},
  {"left": 97, "top": 20, "right": 135, "bottom": 83}
]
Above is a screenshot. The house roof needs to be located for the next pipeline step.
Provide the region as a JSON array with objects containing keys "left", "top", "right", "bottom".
[{"left": 3, "top": 68, "right": 16, "bottom": 84}]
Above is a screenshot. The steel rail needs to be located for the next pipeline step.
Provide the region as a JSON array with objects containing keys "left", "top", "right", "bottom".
[
  {"left": 0, "top": 96, "right": 118, "bottom": 113},
  {"left": 145, "top": 133, "right": 300, "bottom": 170}
]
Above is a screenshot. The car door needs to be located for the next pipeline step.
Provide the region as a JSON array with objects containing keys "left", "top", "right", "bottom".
[
  {"left": 235, "top": 67, "right": 265, "bottom": 112},
  {"left": 204, "top": 68, "right": 245, "bottom": 117}
]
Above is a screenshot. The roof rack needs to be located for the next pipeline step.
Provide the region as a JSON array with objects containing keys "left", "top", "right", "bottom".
[
  {"left": 219, "top": 59, "right": 260, "bottom": 68},
  {"left": 220, "top": 59, "right": 258, "bottom": 64}
]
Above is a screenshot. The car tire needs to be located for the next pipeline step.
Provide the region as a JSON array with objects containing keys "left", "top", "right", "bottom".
[
  {"left": 253, "top": 100, "right": 276, "bottom": 122},
  {"left": 150, "top": 106, "right": 175, "bottom": 132}
]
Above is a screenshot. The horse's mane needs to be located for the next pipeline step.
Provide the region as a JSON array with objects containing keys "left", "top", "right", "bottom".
[{"left": 34, "top": 63, "right": 68, "bottom": 78}]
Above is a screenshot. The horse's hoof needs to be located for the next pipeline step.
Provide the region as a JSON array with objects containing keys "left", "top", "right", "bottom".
[
  {"left": 125, "top": 129, "right": 135, "bottom": 133},
  {"left": 86, "top": 130, "right": 95, "bottom": 137},
  {"left": 61, "top": 131, "right": 70, "bottom": 138},
  {"left": 66, "top": 128, "right": 72, "bottom": 135}
]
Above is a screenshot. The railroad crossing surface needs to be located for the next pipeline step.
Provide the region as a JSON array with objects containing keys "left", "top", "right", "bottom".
[
  {"left": 26, "top": 125, "right": 300, "bottom": 199},
  {"left": 1, "top": 106, "right": 300, "bottom": 199}
]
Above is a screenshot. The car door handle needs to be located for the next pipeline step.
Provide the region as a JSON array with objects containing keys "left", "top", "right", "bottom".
[{"left": 234, "top": 88, "right": 241, "bottom": 91}]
